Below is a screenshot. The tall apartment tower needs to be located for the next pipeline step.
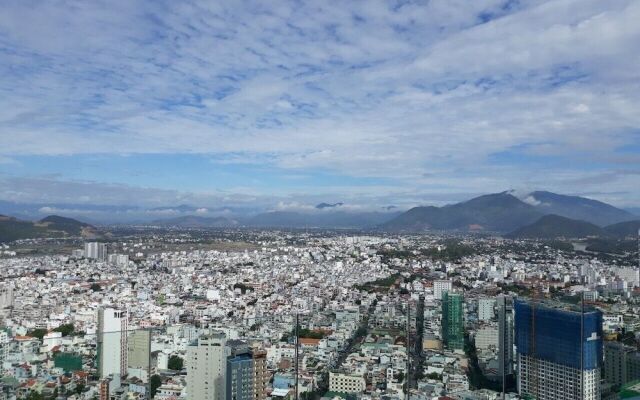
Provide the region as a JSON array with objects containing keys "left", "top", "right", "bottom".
[
  {"left": 187, "top": 332, "right": 228, "bottom": 400},
  {"left": 98, "top": 308, "right": 129, "bottom": 378},
  {"left": 442, "top": 292, "right": 464, "bottom": 350},
  {"left": 127, "top": 329, "right": 151, "bottom": 380},
  {"left": 514, "top": 300, "right": 603, "bottom": 400},
  {"left": 85, "top": 242, "right": 108, "bottom": 261},
  {"left": 226, "top": 340, "right": 254, "bottom": 400},
  {"left": 497, "top": 295, "right": 514, "bottom": 381},
  {"left": 252, "top": 349, "right": 268, "bottom": 400}
]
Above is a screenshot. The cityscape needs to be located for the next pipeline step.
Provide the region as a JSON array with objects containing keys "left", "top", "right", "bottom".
[{"left": 1, "top": 1, "right": 640, "bottom": 400}]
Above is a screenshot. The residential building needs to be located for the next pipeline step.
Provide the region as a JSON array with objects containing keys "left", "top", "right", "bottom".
[
  {"left": 478, "top": 298, "right": 496, "bottom": 322},
  {"left": 187, "top": 332, "right": 228, "bottom": 400},
  {"left": 515, "top": 300, "right": 603, "bottom": 400},
  {"left": 433, "top": 280, "right": 452, "bottom": 301},
  {"left": 98, "top": 308, "right": 128, "bottom": 378},
  {"left": 329, "top": 372, "right": 366, "bottom": 394},
  {"left": 227, "top": 341, "right": 254, "bottom": 400}
]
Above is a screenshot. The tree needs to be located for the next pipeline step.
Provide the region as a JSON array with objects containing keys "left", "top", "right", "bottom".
[
  {"left": 168, "top": 355, "right": 184, "bottom": 371},
  {"left": 75, "top": 383, "right": 85, "bottom": 395},
  {"left": 26, "top": 392, "right": 44, "bottom": 400},
  {"left": 150, "top": 375, "right": 162, "bottom": 398},
  {"left": 53, "top": 323, "right": 75, "bottom": 336},
  {"left": 27, "top": 328, "right": 48, "bottom": 340},
  {"left": 90, "top": 283, "right": 101, "bottom": 292}
]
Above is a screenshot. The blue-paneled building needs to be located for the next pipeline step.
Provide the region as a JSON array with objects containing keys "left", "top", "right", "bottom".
[{"left": 514, "top": 299, "right": 603, "bottom": 400}]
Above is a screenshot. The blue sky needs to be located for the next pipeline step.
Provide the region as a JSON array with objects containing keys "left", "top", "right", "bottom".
[{"left": 1, "top": 0, "right": 639, "bottom": 213}]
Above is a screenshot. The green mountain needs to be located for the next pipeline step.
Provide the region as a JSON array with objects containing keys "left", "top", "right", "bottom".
[
  {"left": 527, "top": 191, "right": 636, "bottom": 226},
  {"left": 382, "top": 192, "right": 542, "bottom": 233},
  {"left": 604, "top": 220, "right": 640, "bottom": 238},
  {"left": 506, "top": 214, "right": 606, "bottom": 239},
  {"left": 0, "top": 214, "right": 96, "bottom": 243}
]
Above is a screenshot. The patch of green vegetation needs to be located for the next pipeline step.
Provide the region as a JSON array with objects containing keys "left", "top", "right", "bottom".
[
  {"left": 353, "top": 274, "right": 400, "bottom": 292},
  {"left": 420, "top": 240, "right": 475, "bottom": 262}
]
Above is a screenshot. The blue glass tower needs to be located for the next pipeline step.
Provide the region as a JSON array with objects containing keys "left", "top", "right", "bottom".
[
  {"left": 514, "top": 299, "right": 603, "bottom": 400},
  {"left": 226, "top": 341, "right": 254, "bottom": 400}
]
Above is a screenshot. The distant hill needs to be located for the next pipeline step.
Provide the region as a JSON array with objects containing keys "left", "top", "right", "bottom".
[
  {"left": 526, "top": 191, "right": 635, "bottom": 226},
  {"left": 246, "top": 211, "right": 399, "bottom": 229},
  {"left": 152, "top": 215, "right": 239, "bottom": 228},
  {"left": 381, "top": 192, "right": 541, "bottom": 233},
  {"left": 506, "top": 214, "right": 606, "bottom": 239},
  {"left": 0, "top": 214, "right": 97, "bottom": 243},
  {"left": 603, "top": 220, "right": 640, "bottom": 238}
]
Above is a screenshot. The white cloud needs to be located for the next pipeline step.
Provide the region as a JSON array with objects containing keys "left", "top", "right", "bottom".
[{"left": 0, "top": 0, "right": 638, "bottom": 205}]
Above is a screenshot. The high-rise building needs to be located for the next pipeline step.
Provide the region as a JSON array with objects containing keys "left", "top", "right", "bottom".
[
  {"left": 127, "top": 329, "right": 151, "bottom": 381},
  {"left": 478, "top": 298, "right": 496, "bottom": 321},
  {"left": 187, "top": 332, "right": 228, "bottom": 400},
  {"left": 252, "top": 349, "right": 268, "bottom": 400},
  {"left": 0, "top": 331, "right": 9, "bottom": 367},
  {"left": 497, "top": 295, "right": 514, "bottom": 381},
  {"left": 0, "top": 284, "right": 13, "bottom": 309},
  {"left": 98, "top": 308, "right": 129, "bottom": 378},
  {"left": 604, "top": 341, "right": 640, "bottom": 389},
  {"left": 442, "top": 292, "right": 464, "bottom": 350},
  {"left": 227, "top": 340, "right": 254, "bottom": 400},
  {"left": 514, "top": 300, "right": 603, "bottom": 400},
  {"left": 85, "top": 242, "right": 108, "bottom": 261},
  {"left": 433, "top": 280, "right": 452, "bottom": 300}
]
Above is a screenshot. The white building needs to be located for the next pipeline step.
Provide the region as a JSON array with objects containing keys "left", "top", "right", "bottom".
[
  {"left": 187, "top": 332, "right": 228, "bottom": 400},
  {"left": 329, "top": 372, "right": 366, "bottom": 394},
  {"left": 518, "top": 355, "right": 600, "bottom": 400},
  {"left": 433, "top": 280, "right": 452, "bottom": 300},
  {"left": 85, "top": 242, "right": 108, "bottom": 261},
  {"left": 475, "top": 325, "right": 499, "bottom": 350},
  {"left": 478, "top": 298, "right": 496, "bottom": 321},
  {"left": 98, "top": 308, "right": 129, "bottom": 378}
]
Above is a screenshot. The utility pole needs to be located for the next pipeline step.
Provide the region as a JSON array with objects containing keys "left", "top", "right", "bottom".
[
  {"left": 406, "top": 302, "right": 410, "bottom": 400},
  {"left": 295, "top": 312, "right": 299, "bottom": 400}
]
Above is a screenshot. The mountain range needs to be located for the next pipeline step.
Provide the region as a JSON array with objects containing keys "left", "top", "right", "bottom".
[
  {"left": 380, "top": 191, "right": 639, "bottom": 238},
  {"left": 0, "top": 215, "right": 99, "bottom": 243},
  {"left": 0, "top": 191, "right": 638, "bottom": 240}
]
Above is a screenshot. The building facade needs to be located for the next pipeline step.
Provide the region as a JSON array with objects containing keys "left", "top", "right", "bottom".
[
  {"left": 187, "top": 332, "right": 228, "bottom": 400},
  {"left": 98, "top": 308, "right": 128, "bottom": 378},
  {"left": 329, "top": 372, "right": 366, "bottom": 394},
  {"left": 497, "top": 295, "right": 514, "bottom": 380},
  {"left": 478, "top": 298, "right": 496, "bottom": 322},
  {"left": 514, "top": 300, "right": 603, "bottom": 400},
  {"left": 226, "top": 341, "right": 254, "bottom": 400},
  {"left": 604, "top": 341, "right": 640, "bottom": 389},
  {"left": 442, "top": 292, "right": 464, "bottom": 350},
  {"left": 433, "top": 280, "right": 452, "bottom": 301},
  {"left": 252, "top": 349, "right": 268, "bottom": 400}
]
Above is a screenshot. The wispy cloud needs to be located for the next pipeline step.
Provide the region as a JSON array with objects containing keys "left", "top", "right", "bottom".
[{"left": 0, "top": 0, "right": 639, "bottom": 206}]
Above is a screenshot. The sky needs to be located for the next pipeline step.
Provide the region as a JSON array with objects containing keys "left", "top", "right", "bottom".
[{"left": 1, "top": 0, "right": 639, "bottom": 215}]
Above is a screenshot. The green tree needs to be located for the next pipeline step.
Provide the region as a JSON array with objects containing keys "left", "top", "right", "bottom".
[
  {"left": 26, "top": 392, "right": 44, "bottom": 400},
  {"left": 150, "top": 375, "right": 162, "bottom": 398},
  {"left": 53, "top": 323, "right": 75, "bottom": 336},
  {"left": 27, "top": 328, "right": 48, "bottom": 340},
  {"left": 75, "top": 383, "right": 85, "bottom": 395},
  {"left": 168, "top": 355, "right": 184, "bottom": 371},
  {"left": 90, "top": 283, "right": 101, "bottom": 292}
]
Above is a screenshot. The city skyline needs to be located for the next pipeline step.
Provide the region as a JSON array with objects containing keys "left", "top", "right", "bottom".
[{"left": 1, "top": 0, "right": 640, "bottom": 211}]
